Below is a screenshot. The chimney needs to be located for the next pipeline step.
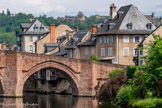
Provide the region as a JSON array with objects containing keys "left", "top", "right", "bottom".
[
  {"left": 152, "top": 12, "right": 155, "bottom": 18},
  {"left": 1, "top": 42, "right": 6, "bottom": 50},
  {"left": 76, "top": 26, "right": 79, "bottom": 31},
  {"left": 50, "top": 24, "right": 56, "bottom": 43},
  {"left": 66, "top": 30, "right": 70, "bottom": 41},
  {"left": 110, "top": 3, "right": 117, "bottom": 19},
  {"left": 92, "top": 24, "right": 97, "bottom": 34}
]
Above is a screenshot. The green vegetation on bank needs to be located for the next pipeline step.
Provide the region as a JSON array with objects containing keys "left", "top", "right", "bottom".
[
  {"left": 98, "top": 34, "right": 162, "bottom": 108},
  {"left": 0, "top": 11, "right": 107, "bottom": 47}
]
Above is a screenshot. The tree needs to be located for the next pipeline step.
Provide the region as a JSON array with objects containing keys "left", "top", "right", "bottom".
[
  {"left": 2, "top": 10, "right": 5, "bottom": 16},
  {"left": 134, "top": 34, "right": 162, "bottom": 92},
  {"left": 7, "top": 9, "right": 11, "bottom": 16}
]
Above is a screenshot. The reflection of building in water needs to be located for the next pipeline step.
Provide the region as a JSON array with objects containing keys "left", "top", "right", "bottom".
[{"left": 35, "top": 68, "right": 72, "bottom": 94}]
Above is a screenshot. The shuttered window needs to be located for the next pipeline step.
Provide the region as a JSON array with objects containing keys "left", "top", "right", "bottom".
[
  {"left": 108, "top": 48, "right": 113, "bottom": 56},
  {"left": 123, "top": 47, "right": 129, "bottom": 56},
  {"left": 123, "top": 36, "right": 129, "bottom": 43},
  {"left": 101, "top": 48, "right": 105, "bottom": 57}
]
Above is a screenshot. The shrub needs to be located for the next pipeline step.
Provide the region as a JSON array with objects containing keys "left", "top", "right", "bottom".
[
  {"left": 97, "top": 72, "right": 127, "bottom": 102},
  {"left": 126, "top": 65, "right": 136, "bottom": 79},
  {"left": 109, "top": 69, "right": 123, "bottom": 78},
  {"left": 132, "top": 98, "right": 162, "bottom": 108},
  {"left": 90, "top": 55, "right": 99, "bottom": 62},
  {"left": 116, "top": 85, "right": 140, "bottom": 105}
]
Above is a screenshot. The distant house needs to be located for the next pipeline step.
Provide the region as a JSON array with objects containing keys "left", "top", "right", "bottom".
[
  {"left": 135, "top": 24, "right": 162, "bottom": 65},
  {"left": 35, "top": 24, "right": 73, "bottom": 54},
  {"left": 95, "top": 4, "right": 158, "bottom": 65},
  {"left": 65, "top": 30, "right": 92, "bottom": 59},
  {"left": 17, "top": 19, "right": 50, "bottom": 53}
]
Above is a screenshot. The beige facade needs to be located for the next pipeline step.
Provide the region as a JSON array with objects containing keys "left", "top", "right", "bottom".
[
  {"left": 21, "top": 35, "right": 41, "bottom": 53},
  {"left": 143, "top": 25, "right": 162, "bottom": 56},
  {"left": 36, "top": 24, "right": 73, "bottom": 54},
  {"left": 96, "top": 35, "right": 144, "bottom": 65}
]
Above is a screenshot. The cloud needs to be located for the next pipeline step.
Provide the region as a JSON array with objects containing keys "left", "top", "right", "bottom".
[{"left": 0, "top": 0, "right": 162, "bottom": 17}]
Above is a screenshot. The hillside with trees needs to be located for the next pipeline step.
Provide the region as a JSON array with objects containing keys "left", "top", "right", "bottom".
[{"left": 0, "top": 9, "right": 107, "bottom": 47}]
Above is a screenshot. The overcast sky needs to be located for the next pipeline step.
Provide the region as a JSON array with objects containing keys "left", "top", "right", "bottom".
[{"left": 0, "top": 0, "right": 162, "bottom": 18}]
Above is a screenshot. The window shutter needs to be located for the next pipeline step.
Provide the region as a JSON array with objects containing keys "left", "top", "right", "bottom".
[
  {"left": 28, "top": 45, "right": 30, "bottom": 51},
  {"left": 124, "top": 47, "right": 129, "bottom": 56},
  {"left": 133, "top": 48, "right": 135, "bottom": 56},
  {"left": 107, "top": 37, "right": 109, "bottom": 43},
  {"left": 99, "top": 37, "right": 102, "bottom": 44},
  {"left": 111, "top": 36, "right": 113, "bottom": 43},
  {"left": 133, "top": 36, "right": 135, "bottom": 43},
  {"left": 108, "top": 48, "right": 112, "bottom": 56},
  {"left": 139, "top": 36, "right": 142, "bottom": 42},
  {"left": 28, "top": 37, "right": 30, "bottom": 42},
  {"left": 101, "top": 48, "right": 105, "bottom": 57}
]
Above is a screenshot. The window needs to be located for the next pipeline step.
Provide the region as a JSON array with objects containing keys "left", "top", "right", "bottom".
[
  {"left": 85, "top": 47, "right": 89, "bottom": 55},
  {"left": 102, "top": 37, "right": 106, "bottom": 44},
  {"left": 123, "top": 47, "right": 129, "bottom": 56},
  {"left": 133, "top": 36, "right": 142, "bottom": 43},
  {"left": 101, "top": 48, "right": 105, "bottom": 57},
  {"left": 123, "top": 36, "right": 129, "bottom": 43},
  {"left": 146, "top": 23, "right": 152, "bottom": 29},
  {"left": 133, "top": 48, "right": 138, "bottom": 56},
  {"left": 108, "top": 48, "right": 113, "bottom": 56},
  {"left": 140, "top": 50, "right": 143, "bottom": 55},
  {"left": 91, "top": 47, "right": 95, "bottom": 55},
  {"left": 28, "top": 36, "right": 33, "bottom": 42},
  {"left": 107, "top": 36, "right": 113, "bottom": 43},
  {"left": 127, "top": 23, "right": 132, "bottom": 29},
  {"left": 28, "top": 45, "right": 33, "bottom": 52}
]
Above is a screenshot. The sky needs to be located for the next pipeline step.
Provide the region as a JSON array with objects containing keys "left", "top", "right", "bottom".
[{"left": 0, "top": 0, "right": 162, "bottom": 18}]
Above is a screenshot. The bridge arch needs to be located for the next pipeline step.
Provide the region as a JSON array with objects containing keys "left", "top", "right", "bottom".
[{"left": 19, "top": 61, "right": 80, "bottom": 96}]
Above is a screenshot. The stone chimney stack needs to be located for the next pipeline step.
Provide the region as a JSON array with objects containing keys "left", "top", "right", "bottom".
[
  {"left": 110, "top": 3, "right": 117, "bottom": 20},
  {"left": 66, "top": 30, "right": 70, "bottom": 41},
  {"left": 1, "top": 42, "right": 6, "bottom": 50},
  {"left": 50, "top": 24, "right": 56, "bottom": 43},
  {"left": 152, "top": 12, "right": 155, "bottom": 18},
  {"left": 92, "top": 24, "right": 97, "bottom": 34}
]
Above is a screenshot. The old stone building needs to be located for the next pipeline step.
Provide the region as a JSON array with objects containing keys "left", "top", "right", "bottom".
[
  {"left": 95, "top": 4, "right": 158, "bottom": 65},
  {"left": 17, "top": 19, "right": 50, "bottom": 53},
  {"left": 65, "top": 30, "right": 92, "bottom": 59}
]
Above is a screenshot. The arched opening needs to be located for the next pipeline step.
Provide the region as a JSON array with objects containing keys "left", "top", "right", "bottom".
[{"left": 22, "top": 62, "right": 79, "bottom": 96}]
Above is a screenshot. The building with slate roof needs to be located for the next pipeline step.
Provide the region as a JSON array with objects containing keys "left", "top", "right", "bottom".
[
  {"left": 65, "top": 30, "right": 92, "bottom": 59},
  {"left": 17, "top": 19, "right": 50, "bottom": 53},
  {"left": 95, "top": 4, "right": 158, "bottom": 65}
]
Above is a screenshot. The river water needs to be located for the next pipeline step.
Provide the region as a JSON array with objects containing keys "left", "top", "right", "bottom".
[{"left": 0, "top": 93, "right": 118, "bottom": 108}]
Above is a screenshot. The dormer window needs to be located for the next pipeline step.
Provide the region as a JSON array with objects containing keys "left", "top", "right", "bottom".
[
  {"left": 127, "top": 23, "right": 132, "bottom": 29},
  {"left": 40, "top": 25, "right": 45, "bottom": 32},
  {"left": 146, "top": 23, "right": 152, "bottom": 29},
  {"left": 34, "top": 24, "right": 39, "bottom": 32},
  {"left": 108, "top": 23, "right": 115, "bottom": 30},
  {"left": 118, "top": 11, "right": 124, "bottom": 18}
]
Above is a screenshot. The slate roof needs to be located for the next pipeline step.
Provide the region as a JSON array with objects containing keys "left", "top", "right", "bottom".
[
  {"left": 21, "top": 31, "right": 50, "bottom": 35},
  {"left": 52, "top": 50, "right": 67, "bottom": 56},
  {"left": 65, "top": 30, "right": 89, "bottom": 49},
  {"left": 96, "top": 5, "right": 156, "bottom": 36},
  {"left": 20, "top": 23, "right": 31, "bottom": 29},
  {"left": 78, "top": 37, "right": 96, "bottom": 46},
  {"left": 45, "top": 43, "right": 59, "bottom": 47},
  {"left": 145, "top": 15, "right": 159, "bottom": 27}
]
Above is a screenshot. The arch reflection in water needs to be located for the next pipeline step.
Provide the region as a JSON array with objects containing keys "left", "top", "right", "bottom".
[{"left": 0, "top": 93, "right": 118, "bottom": 108}]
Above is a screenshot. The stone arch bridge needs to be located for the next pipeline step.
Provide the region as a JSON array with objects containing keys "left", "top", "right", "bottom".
[{"left": 0, "top": 51, "right": 126, "bottom": 97}]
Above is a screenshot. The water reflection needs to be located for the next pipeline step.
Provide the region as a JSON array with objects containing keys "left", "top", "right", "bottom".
[{"left": 0, "top": 93, "right": 118, "bottom": 108}]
